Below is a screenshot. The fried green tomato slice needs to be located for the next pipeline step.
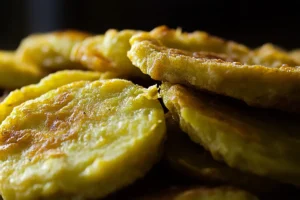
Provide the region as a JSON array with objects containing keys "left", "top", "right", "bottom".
[
  {"left": 0, "top": 51, "right": 45, "bottom": 89},
  {"left": 0, "top": 79, "right": 166, "bottom": 200},
  {"left": 164, "top": 114, "right": 279, "bottom": 192},
  {"left": 289, "top": 49, "right": 300, "bottom": 64},
  {"left": 0, "top": 70, "right": 113, "bottom": 123},
  {"left": 16, "top": 30, "right": 90, "bottom": 71},
  {"left": 70, "top": 29, "right": 145, "bottom": 78},
  {"left": 129, "top": 34, "right": 300, "bottom": 112},
  {"left": 138, "top": 186, "right": 259, "bottom": 200},
  {"left": 248, "top": 43, "right": 300, "bottom": 68},
  {"left": 149, "top": 26, "right": 250, "bottom": 62},
  {"left": 161, "top": 82, "right": 300, "bottom": 186},
  {"left": 149, "top": 26, "right": 298, "bottom": 68}
]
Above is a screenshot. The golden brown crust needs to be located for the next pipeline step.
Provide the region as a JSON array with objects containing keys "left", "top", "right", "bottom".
[
  {"left": 249, "top": 43, "right": 300, "bottom": 68},
  {"left": 16, "top": 30, "right": 91, "bottom": 71},
  {"left": 70, "top": 29, "right": 145, "bottom": 78},
  {"left": 161, "top": 82, "right": 300, "bottom": 186},
  {"left": 0, "top": 51, "right": 45, "bottom": 89},
  {"left": 0, "top": 79, "right": 166, "bottom": 199},
  {"left": 128, "top": 32, "right": 300, "bottom": 112},
  {"left": 164, "top": 113, "right": 280, "bottom": 192},
  {"left": 149, "top": 26, "right": 250, "bottom": 62}
]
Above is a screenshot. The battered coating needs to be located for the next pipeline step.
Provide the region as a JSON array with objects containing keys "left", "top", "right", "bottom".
[
  {"left": 161, "top": 82, "right": 300, "bottom": 186},
  {"left": 249, "top": 43, "right": 300, "bottom": 68},
  {"left": 129, "top": 33, "right": 300, "bottom": 112},
  {"left": 0, "top": 79, "right": 166, "bottom": 199},
  {"left": 0, "top": 70, "right": 112, "bottom": 123},
  {"left": 0, "top": 51, "right": 45, "bottom": 89},
  {"left": 149, "top": 26, "right": 250, "bottom": 62},
  {"left": 149, "top": 26, "right": 299, "bottom": 67},
  {"left": 289, "top": 49, "right": 300, "bottom": 64},
  {"left": 165, "top": 115, "right": 279, "bottom": 192},
  {"left": 16, "top": 30, "right": 90, "bottom": 71},
  {"left": 71, "top": 29, "right": 144, "bottom": 77}
]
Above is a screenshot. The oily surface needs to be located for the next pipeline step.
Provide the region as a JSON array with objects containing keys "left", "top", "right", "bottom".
[
  {"left": 70, "top": 29, "right": 145, "bottom": 78},
  {"left": 164, "top": 115, "right": 279, "bottom": 192},
  {"left": 161, "top": 82, "right": 300, "bottom": 186},
  {"left": 0, "top": 79, "right": 166, "bottom": 200},
  {"left": 16, "top": 30, "right": 90, "bottom": 71},
  {"left": 0, "top": 70, "right": 113, "bottom": 123},
  {"left": 0, "top": 51, "right": 45, "bottom": 89},
  {"left": 128, "top": 32, "right": 300, "bottom": 112}
]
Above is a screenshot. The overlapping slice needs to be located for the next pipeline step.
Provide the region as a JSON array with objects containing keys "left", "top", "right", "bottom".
[
  {"left": 70, "top": 29, "right": 145, "bottom": 78},
  {"left": 0, "top": 79, "right": 166, "bottom": 199},
  {"left": 149, "top": 26, "right": 250, "bottom": 62},
  {"left": 289, "top": 49, "right": 300, "bottom": 64},
  {"left": 149, "top": 26, "right": 300, "bottom": 67},
  {"left": 0, "top": 51, "right": 45, "bottom": 89},
  {"left": 0, "top": 70, "right": 112, "bottom": 123},
  {"left": 164, "top": 114, "right": 279, "bottom": 192},
  {"left": 249, "top": 43, "right": 300, "bottom": 68},
  {"left": 161, "top": 82, "right": 300, "bottom": 186},
  {"left": 129, "top": 33, "right": 300, "bottom": 112},
  {"left": 139, "top": 186, "right": 259, "bottom": 200},
  {"left": 16, "top": 30, "right": 90, "bottom": 71}
]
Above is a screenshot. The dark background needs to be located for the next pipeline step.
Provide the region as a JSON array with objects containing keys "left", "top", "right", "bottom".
[{"left": 1, "top": 0, "right": 300, "bottom": 50}]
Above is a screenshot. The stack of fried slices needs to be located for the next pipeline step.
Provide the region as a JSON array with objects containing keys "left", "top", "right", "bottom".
[{"left": 0, "top": 26, "right": 299, "bottom": 200}]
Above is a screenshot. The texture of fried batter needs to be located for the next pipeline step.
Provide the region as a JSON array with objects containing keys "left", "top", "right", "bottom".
[
  {"left": 129, "top": 33, "right": 300, "bottom": 112},
  {"left": 0, "top": 79, "right": 166, "bottom": 199},
  {"left": 249, "top": 43, "right": 300, "bottom": 68},
  {"left": 0, "top": 70, "right": 112, "bottom": 124},
  {"left": 16, "top": 30, "right": 90, "bottom": 71},
  {"left": 165, "top": 114, "right": 279, "bottom": 192},
  {"left": 149, "top": 26, "right": 250, "bottom": 62},
  {"left": 139, "top": 186, "right": 259, "bottom": 200},
  {"left": 70, "top": 29, "right": 145, "bottom": 77},
  {"left": 149, "top": 26, "right": 299, "bottom": 68},
  {"left": 161, "top": 82, "right": 300, "bottom": 186},
  {"left": 0, "top": 51, "right": 45, "bottom": 89},
  {"left": 289, "top": 49, "right": 300, "bottom": 64}
]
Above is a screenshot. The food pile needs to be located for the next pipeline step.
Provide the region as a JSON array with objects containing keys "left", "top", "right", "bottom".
[{"left": 0, "top": 26, "right": 300, "bottom": 200}]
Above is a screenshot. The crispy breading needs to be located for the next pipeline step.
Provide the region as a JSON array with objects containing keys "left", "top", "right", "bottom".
[
  {"left": 161, "top": 82, "right": 300, "bottom": 186},
  {"left": 0, "top": 70, "right": 113, "bottom": 124},
  {"left": 149, "top": 26, "right": 300, "bottom": 67},
  {"left": 149, "top": 26, "right": 250, "bottom": 62},
  {"left": 0, "top": 51, "right": 45, "bottom": 89},
  {"left": 164, "top": 114, "right": 279, "bottom": 192},
  {"left": 289, "top": 49, "right": 300, "bottom": 64},
  {"left": 16, "top": 30, "right": 90, "bottom": 71},
  {"left": 0, "top": 79, "right": 166, "bottom": 199},
  {"left": 248, "top": 43, "right": 300, "bottom": 68},
  {"left": 128, "top": 33, "right": 300, "bottom": 112},
  {"left": 70, "top": 29, "right": 145, "bottom": 78}
]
